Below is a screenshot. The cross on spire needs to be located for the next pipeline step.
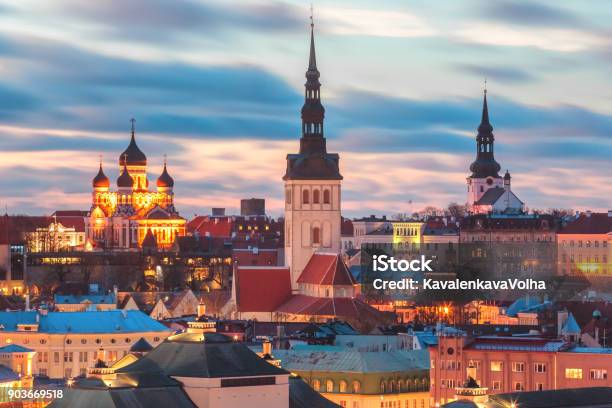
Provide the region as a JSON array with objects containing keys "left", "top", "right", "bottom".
[
  {"left": 130, "top": 118, "right": 136, "bottom": 137},
  {"left": 310, "top": 3, "right": 314, "bottom": 28}
]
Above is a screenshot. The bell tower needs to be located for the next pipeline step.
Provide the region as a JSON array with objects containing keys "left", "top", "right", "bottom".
[
  {"left": 467, "top": 87, "right": 503, "bottom": 209},
  {"left": 283, "top": 16, "right": 342, "bottom": 286}
]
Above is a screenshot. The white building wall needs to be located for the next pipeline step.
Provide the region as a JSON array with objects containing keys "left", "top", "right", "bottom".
[{"left": 284, "top": 180, "right": 342, "bottom": 287}]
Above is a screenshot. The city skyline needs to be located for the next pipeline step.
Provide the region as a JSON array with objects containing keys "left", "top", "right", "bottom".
[{"left": 1, "top": 0, "right": 612, "bottom": 217}]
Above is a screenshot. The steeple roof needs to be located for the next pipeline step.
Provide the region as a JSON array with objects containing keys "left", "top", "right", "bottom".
[
  {"left": 156, "top": 161, "right": 174, "bottom": 188},
  {"left": 120, "top": 119, "right": 147, "bottom": 166},
  {"left": 469, "top": 90, "right": 501, "bottom": 179},
  {"left": 93, "top": 162, "right": 110, "bottom": 188},
  {"left": 117, "top": 162, "right": 134, "bottom": 188},
  {"left": 284, "top": 18, "right": 341, "bottom": 181}
]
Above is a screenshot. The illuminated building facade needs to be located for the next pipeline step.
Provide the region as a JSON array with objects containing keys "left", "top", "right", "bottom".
[
  {"left": 86, "top": 122, "right": 186, "bottom": 250},
  {"left": 557, "top": 211, "right": 611, "bottom": 276},
  {"left": 430, "top": 331, "right": 612, "bottom": 407}
]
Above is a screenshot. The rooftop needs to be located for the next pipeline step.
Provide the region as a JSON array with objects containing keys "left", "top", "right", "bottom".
[{"left": 0, "top": 310, "right": 170, "bottom": 334}]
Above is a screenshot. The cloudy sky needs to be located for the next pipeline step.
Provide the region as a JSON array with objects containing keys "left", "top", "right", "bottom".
[{"left": 1, "top": 0, "right": 611, "bottom": 218}]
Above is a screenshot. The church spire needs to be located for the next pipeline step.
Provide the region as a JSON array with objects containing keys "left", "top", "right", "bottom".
[
  {"left": 300, "top": 10, "right": 326, "bottom": 154},
  {"left": 469, "top": 86, "right": 501, "bottom": 178}
]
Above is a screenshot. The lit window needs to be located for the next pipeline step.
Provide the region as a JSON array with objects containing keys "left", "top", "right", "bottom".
[
  {"left": 352, "top": 381, "right": 361, "bottom": 393},
  {"left": 339, "top": 380, "right": 347, "bottom": 393},
  {"left": 326, "top": 380, "right": 334, "bottom": 392},
  {"left": 490, "top": 361, "right": 503, "bottom": 372},
  {"left": 565, "top": 368, "right": 583, "bottom": 379}
]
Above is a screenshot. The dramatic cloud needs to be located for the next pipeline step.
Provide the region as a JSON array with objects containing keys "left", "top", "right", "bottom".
[{"left": 0, "top": 0, "right": 611, "bottom": 216}]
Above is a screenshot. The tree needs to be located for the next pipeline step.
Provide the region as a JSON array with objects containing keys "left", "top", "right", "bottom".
[{"left": 446, "top": 202, "right": 467, "bottom": 219}]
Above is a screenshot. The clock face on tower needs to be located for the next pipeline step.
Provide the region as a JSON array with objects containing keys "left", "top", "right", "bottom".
[{"left": 486, "top": 178, "right": 493, "bottom": 185}]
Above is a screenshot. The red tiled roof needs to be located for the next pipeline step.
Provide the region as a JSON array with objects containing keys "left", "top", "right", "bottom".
[
  {"left": 276, "top": 294, "right": 382, "bottom": 319},
  {"left": 559, "top": 213, "right": 612, "bottom": 234},
  {"left": 187, "top": 216, "right": 233, "bottom": 238},
  {"left": 236, "top": 267, "right": 292, "bottom": 312},
  {"left": 297, "top": 253, "right": 356, "bottom": 286},
  {"left": 232, "top": 249, "right": 278, "bottom": 266}
]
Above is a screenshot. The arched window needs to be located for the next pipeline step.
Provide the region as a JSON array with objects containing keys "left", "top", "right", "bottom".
[
  {"left": 312, "top": 379, "right": 320, "bottom": 391},
  {"left": 380, "top": 381, "right": 386, "bottom": 394},
  {"left": 313, "top": 189, "right": 320, "bottom": 204},
  {"left": 326, "top": 380, "right": 334, "bottom": 393},
  {"left": 313, "top": 227, "right": 321, "bottom": 245},
  {"left": 352, "top": 381, "right": 361, "bottom": 393},
  {"left": 286, "top": 188, "right": 292, "bottom": 204},
  {"left": 323, "top": 189, "right": 330, "bottom": 204},
  {"left": 303, "top": 189, "right": 310, "bottom": 204},
  {"left": 339, "top": 380, "right": 347, "bottom": 393}
]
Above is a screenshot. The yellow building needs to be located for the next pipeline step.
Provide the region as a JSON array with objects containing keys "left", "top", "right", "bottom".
[
  {"left": 392, "top": 221, "right": 425, "bottom": 246},
  {"left": 0, "top": 310, "right": 171, "bottom": 379},
  {"left": 273, "top": 347, "right": 431, "bottom": 408},
  {"left": 86, "top": 120, "right": 186, "bottom": 250}
]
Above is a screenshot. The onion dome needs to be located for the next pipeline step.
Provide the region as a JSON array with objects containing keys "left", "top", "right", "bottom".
[
  {"left": 117, "top": 163, "right": 133, "bottom": 188},
  {"left": 119, "top": 119, "right": 147, "bottom": 166},
  {"left": 156, "top": 161, "right": 174, "bottom": 188},
  {"left": 92, "top": 163, "right": 110, "bottom": 188}
]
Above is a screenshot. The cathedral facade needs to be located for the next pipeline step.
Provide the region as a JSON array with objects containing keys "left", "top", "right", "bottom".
[{"left": 86, "top": 123, "right": 186, "bottom": 250}]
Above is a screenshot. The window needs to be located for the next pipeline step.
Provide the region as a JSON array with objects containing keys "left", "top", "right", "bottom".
[
  {"left": 286, "top": 188, "right": 292, "bottom": 204},
  {"left": 64, "top": 352, "right": 73, "bottom": 363},
  {"left": 590, "top": 369, "right": 607, "bottom": 380},
  {"left": 514, "top": 382, "right": 524, "bottom": 391},
  {"left": 326, "top": 380, "right": 334, "bottom": 392},
  {"left": 490, "top": 361, "right": 503, "bottom": 372},
  {"left": 53, "top": 352, "right": 60, "bottom": 364},
  {"left": 536, "top": 383, "right": 544, "bottom": 391},
  {"left": 312, "top": 379, "right": 321, "bottom": 391},
  {"left": 565, "top": 368, "right": 583, "bottom": 379},
  {"left": 339, "top": 380, "right": 347, "bottom": 393},
  {"left": 79, "top": 352, "right": 88, "bottom": 363},
  {"left": 323, "top": 189, "right": 330, "bottom": 204},
  {"left": 313, "top": 189, "right": 320, "bottom": 204},
  {"left": 303, "top": 189, "right": 310, "bottom": 204},
  {"left": 352, "top": 381, "right": 361, "bottom": 393},
  {"left": 512, "top": 362, "right": 525, "bottom": 372},
  {"left": 312, "top": 227, "right": 321, "bottom": 245},
  {"left": 492, "top": 381, "right": 501, "bottom": 390},
  {"left": 381, "top": 381, "right": 386, "bottom": 393},
  {"left": 534, "top": 363, "right": 546, "bottom": 373}
]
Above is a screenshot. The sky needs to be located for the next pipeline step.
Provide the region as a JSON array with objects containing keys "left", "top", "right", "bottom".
[{"left": 0, "top": 0, "right": 612, "bottom": 218}]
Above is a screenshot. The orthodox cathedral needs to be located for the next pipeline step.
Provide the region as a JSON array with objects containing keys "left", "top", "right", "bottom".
[
  {"left": 466, "top": 90, "right": 524, "bottom": 214},
  {"left": 86, "top": 121, "right": 186, "bottom": 250}
]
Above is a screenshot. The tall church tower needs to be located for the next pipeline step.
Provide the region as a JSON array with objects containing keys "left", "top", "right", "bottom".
[
  {"left": 283, "top": 19, "right": 342, "bottom": 286},
  {"left": 466, "top": 89, "right": 503, "bottom": 209}
]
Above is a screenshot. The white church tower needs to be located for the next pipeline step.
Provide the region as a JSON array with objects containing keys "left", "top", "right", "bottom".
[
  {"left": 467, "top": 89, "right": 524, "bottom": 214},
  {"left": 283, "top": 19, "right": 342, "bottom": 287}
]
